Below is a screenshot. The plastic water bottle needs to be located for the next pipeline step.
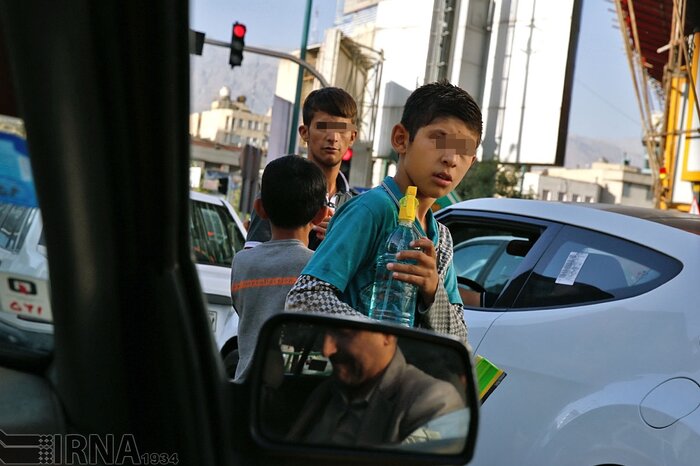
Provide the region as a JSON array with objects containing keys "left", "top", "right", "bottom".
[{"left": 369, "top": 186, "right": 421, "bottom": 326}]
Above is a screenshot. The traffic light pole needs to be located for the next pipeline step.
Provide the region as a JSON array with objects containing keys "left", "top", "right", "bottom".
[
  {"left": 287, "top": 0, "right": 313, "bottom": 155},
  {"left": 202, "top": 37, "right": 329, "bottom": 88}
]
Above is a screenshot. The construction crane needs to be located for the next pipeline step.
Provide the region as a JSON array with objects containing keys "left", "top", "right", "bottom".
[{"left": 613, "top": 0, "right": 700, "bottom": 211}]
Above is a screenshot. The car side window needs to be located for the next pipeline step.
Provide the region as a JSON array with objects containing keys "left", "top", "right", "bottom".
[
  {"left": 453, "top": 243, "right": 501, "bottom": 281},
  {"left": 190, "top": 200, "right": 236, "bottom": 267},
  {"left": 512, "top": 225, "right": 682, "bottom": 308},
  {"left": 447, "top": 218, "right": 543, "bottom": 307}
]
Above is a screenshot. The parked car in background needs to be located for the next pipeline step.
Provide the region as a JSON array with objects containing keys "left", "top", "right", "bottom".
[
  {"left": 0, "top": 184, "right": 246, "bottom": 350},
  {"left": 189, "top": 190, "right": 245, "bottom": 350},
  {"left": 437, "top": 198, "right": 700, "bottom": 466}
]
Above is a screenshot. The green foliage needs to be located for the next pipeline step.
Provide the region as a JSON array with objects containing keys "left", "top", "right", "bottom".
[
  {"left": 455, "top": 160, "right": 532, "bottom": 200},
  {"left": 455, "top": 159, "right": 498, "bottom": 199}
]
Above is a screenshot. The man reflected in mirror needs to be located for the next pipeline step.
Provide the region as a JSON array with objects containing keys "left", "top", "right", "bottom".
[{"left": 286, "top": 328, "right": 465, "bottom": 446}]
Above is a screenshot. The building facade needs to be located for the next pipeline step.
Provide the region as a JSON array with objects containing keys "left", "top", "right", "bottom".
[
  {"left": 189, "top": 87, "right": 271, "bottom": 151},
  {"left": 523, "top": 161, "right": 654, "bottom": 206}
]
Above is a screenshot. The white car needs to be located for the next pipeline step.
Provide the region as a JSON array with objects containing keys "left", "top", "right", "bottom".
[
  {"left": 189, "top": 190, "right": 245, "bottom": 350},
  {"left": 0, "top": 190, "right": 245, "bottom": 350},
  {"left": 436, "top": 198, "right": 700, "bottom": 466}
]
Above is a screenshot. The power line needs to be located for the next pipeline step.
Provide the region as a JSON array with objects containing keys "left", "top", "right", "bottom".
[{"left": 574, "top": 77, "right": 640, "bottom": 126}]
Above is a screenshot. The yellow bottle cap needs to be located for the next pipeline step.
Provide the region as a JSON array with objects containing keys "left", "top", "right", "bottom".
[{"left": 398, "top": 186, "right": 418, "bottom": 222}]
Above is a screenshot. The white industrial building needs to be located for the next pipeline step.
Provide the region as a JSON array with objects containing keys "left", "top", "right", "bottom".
[{"left": 275, "top": 0, "right": 581, "bottom": 189}]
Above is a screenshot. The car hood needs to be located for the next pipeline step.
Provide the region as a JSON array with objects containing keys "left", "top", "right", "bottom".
[{"left": 195, "top": 263, "right": 231, "bottom": 299}]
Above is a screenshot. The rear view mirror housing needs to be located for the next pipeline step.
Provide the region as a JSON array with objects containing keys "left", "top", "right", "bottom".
[{"left": 247, "top": 313, "right": 479, "bottom": 465}]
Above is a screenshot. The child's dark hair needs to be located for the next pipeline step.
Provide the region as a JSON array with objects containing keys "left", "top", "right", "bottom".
[
  {"left": 260, "top": 155, "right": 326, "bottom": 229},
  {"left": 302, "top": 87, "right": 358, "bottom": 126},
  {"left": 400, "top": 80, "right": 482, "bottom": 145}
]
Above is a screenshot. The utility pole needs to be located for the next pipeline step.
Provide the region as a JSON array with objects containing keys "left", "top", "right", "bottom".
[{"left": 287, "top": 0, "right": 314, "bottom": 155}]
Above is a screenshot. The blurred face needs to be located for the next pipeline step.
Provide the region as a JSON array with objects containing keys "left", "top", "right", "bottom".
[
  {"left": 322, "top": 329, "right": 395, "bottom": 387},
  {"left": 392, "top": 116, "right": 478, "bottom": 200},
  {"left": 299, "top": 111, "right": 357, "bottom": 169}
]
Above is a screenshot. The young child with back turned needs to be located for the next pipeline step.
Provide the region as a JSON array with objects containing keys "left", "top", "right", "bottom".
[{"left": 231, "top": 155, "right": 327, "bottom": 380}]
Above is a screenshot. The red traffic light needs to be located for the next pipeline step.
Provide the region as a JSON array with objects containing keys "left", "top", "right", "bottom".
[
  {"left": 233, "top": 23, "right": 246, "bottom": 39},
  {"left": 230, "top": 22, "right": 246, "bottom": 68}
]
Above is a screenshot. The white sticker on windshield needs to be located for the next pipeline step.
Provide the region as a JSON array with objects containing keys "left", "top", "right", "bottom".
[{"left": 555, "top": 252, "right": 589, "bottom": 285}]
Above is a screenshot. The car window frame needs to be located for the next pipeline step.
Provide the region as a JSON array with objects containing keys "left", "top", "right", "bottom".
[{"left": 437, "top": 210, "right": 563, "bottom": 310}]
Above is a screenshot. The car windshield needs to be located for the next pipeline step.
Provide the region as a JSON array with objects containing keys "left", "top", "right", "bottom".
[{"left": 189, "top": 198, "right": 240, "bottom": 267}]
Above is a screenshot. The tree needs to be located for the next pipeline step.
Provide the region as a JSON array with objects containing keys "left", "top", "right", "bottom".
[{"left": 455, "top": 160, "right": 530, "bottom": 200}]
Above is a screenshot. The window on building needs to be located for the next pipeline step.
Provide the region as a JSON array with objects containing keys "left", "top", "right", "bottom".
[
  {"left": 572, "top": 194, "right": 581, "bottom": 202},
  {"left": 557, "top": 192, "right": 567, "bottom": 201},
  {"left": 542, "top": 190, "right": 551, "bottom": 201},
  {"left": 622, "top": 184, "right": 631, "bottom": 197},
  {"left": 238, "top": 119, "right": 243, "bottom": 128},
  {"left": 585, "top": 196, "right": 594, "bottom": 203},
  {"left": 247, "top": 120, "right": 253, "bottom": 130}
]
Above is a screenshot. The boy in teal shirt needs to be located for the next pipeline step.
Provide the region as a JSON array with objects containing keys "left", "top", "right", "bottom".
[{"left": 286, "top": 81, "right": 482, "bottom": 346}]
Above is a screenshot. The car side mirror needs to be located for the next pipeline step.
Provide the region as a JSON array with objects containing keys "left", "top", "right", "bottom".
[
  {"left": 506, "top": 239, "right": 531, "bottom": 257},
  {"left": 248, "top": 313, "right": 479, "bottom": 465}
]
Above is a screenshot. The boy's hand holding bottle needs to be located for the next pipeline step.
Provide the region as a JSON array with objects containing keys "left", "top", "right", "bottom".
[{"left": 388, "top": 237, "right": 439, "bottom": 307}]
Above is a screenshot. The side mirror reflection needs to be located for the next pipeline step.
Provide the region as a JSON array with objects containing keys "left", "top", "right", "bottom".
[{"left": 249, "top": 314, "right": 479, "bottom": 462}]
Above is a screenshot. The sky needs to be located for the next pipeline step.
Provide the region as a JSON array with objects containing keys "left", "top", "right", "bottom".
[
  {"left": 189, "top": 0, "right": 643, "bottom": 143},
  {"left": 189, "top": 0, "right": 338, "bottom": 52},
  {"left": 568, "top": 0, "right": 643, "bottom": 140}
]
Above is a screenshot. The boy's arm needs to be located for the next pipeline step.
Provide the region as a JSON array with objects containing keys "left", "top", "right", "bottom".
[
  {"left": 416, "top": 278, "right": 468, "bottom": 346},
  {"left": 415, "top": 224, "right": 468, "bottom": 346},
  {"left": 285, "top": 274, "right": 368, "bottom": 318},
  {"left": 243, "top": 208, "right": 271, "bottom": 249},
  {"left": 286, "top": 197, "right": 380, "bottom": 317}
]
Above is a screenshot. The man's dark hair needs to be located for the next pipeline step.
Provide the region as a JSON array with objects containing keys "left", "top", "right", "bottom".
[
  {"left": 302, "top": 87, "right": 358, "bottom": 126},
  {"left": 261, "top": 155, "right": 326, "bottom": 229},
  {"left": 400, "top": 80, "right": 482, "bottom": 145}
]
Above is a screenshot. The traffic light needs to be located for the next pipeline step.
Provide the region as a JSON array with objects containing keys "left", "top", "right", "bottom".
[
  {"left": 229, "top": 22, "right": 246, "bottom": 68},
  {"left": 189, "top": 29, "right": 205, "bottom": 55},
  {"left": 340, "top": 147, "right": 353, "bottom": 180}
]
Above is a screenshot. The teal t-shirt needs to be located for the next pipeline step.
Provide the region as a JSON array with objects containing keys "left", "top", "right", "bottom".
[{"left": 302, "top": 176, "right": 462, "bottom": 315}]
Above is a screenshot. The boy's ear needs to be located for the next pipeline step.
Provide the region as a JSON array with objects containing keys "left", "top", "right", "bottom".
[
  {"left": 349, "top": 127, "right": 358, "bottom": 147},
  {"left": 311, "top": 205, "right": 330, "bottom": 225},
  {"left": 253, "top": 198, "right": 269, "bottom": 219},
  {"left": 298, "top": 124, "right": 309, "bottom": 143},
  {"left": 390, "top": 123, "right": 409, "bottom": 155}
]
